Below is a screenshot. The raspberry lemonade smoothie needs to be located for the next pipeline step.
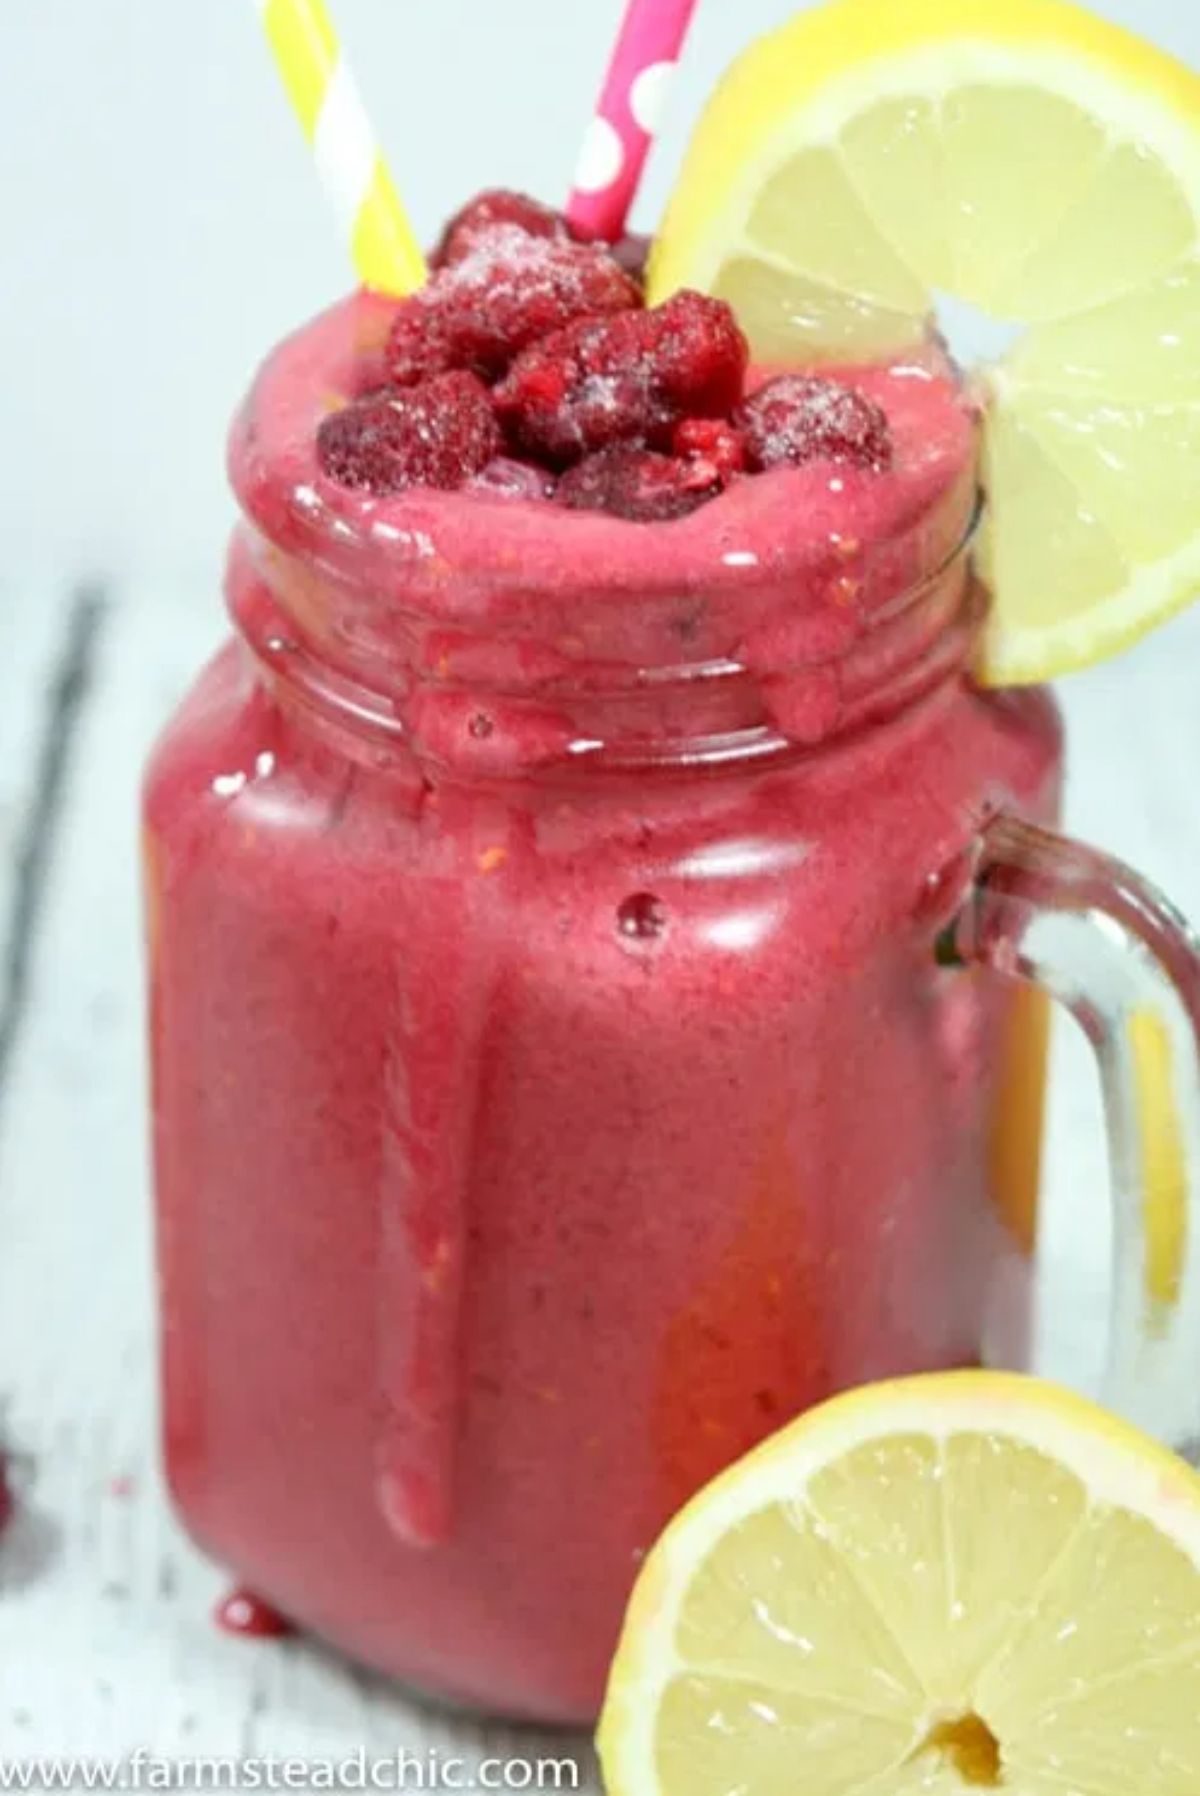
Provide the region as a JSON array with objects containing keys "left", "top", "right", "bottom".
[{"left": 144, "top": 192, "right": 1060, "bottom": 1719}]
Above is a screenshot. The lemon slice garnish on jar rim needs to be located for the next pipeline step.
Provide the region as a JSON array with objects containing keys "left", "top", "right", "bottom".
[{"left": 647, "top": 0, "right": 1200, "bottom": 687}]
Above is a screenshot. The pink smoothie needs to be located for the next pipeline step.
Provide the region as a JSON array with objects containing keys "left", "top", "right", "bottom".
[{"left": 144, "top": 292, "right": 1060, "bottom": 1720}]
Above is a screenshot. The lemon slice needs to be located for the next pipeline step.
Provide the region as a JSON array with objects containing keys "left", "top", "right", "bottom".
[
  {"left": 646, "top": 0, "right": 1200, "bottom": 686},
  {"left": 598, "top": 1371, "right": 1200, "bottom": 1796}
]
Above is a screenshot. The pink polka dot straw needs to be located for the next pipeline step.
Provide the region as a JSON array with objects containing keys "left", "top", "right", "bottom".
[{"left": 566, "top": 0, "right": 702, "bottom": 243}]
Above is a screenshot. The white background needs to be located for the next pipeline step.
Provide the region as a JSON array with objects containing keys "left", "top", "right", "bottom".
[{"left": 2, "top": 0, "right": 1198, "bottom": 584}]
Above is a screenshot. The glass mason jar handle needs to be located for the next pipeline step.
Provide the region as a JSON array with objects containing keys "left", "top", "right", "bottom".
[{"left": 947, "top": 813, "right": 1200, "bottom": 1447}]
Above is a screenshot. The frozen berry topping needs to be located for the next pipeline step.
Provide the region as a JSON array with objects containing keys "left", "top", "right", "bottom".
[
  {"left": 432, "top": 189, "right": 577, "bottom": 268},
  {"left": 317, "top": 373, "right": 501, "bottom": 494},
  {"left": 735, "top": 374, "right": 893, "bottom": 474},
  {"left": 496, "top": 291, "right": 749, "bottom": 466},
  {"left": 315, "top": 192, "right": 904, "bottom": 522},
  {"left": 385, "top": 231, "right": 641, "bottom": 385},
  {"left": 556, "top": 447, "right": 725, "bottom": 523}
]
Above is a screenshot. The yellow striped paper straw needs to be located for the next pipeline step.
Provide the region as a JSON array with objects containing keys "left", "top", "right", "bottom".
[{"left": 254, "top": 0, "right": 427, "bottom": 295}]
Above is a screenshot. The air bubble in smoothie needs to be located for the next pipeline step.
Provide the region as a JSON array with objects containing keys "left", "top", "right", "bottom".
[{"left": 617, "top": 893, "right": 669, "bottom": 941}]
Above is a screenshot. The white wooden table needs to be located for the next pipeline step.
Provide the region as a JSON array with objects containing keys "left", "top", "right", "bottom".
[{"left": 1, "top": 572, "right": 1198, "bottom": 1774}]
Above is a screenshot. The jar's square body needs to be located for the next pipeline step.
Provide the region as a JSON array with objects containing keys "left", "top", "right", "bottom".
[{"left": 143, "top": 295, "right": 1061, "bottom": 1721}]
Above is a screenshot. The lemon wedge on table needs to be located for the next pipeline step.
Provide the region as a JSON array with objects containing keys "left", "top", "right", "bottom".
[
  {"left": 646, "top": 0, "right": 1200, "bottom": 687},
  {"left": 598, "top": 1371, "right": 1200, "bottom": 1796}
]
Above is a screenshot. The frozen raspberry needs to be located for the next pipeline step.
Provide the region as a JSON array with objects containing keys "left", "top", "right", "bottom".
[
  {"left": 433, "top": 190, "right": 576, "bottom": 268},
  {"left": 735, "top": 375, "right": 893, "bottom": 473},
  {"left": 496, "top": 291, "right": 749, "bottom": 466},
  {"left": 386, "top": 231, "right": 641, "bottom": 385},
  {"left": 556, "top": 447, "right": 723, "bottom": 523},
  {"left": 651, "top": 291, "right": 748, "bottom": 417},
  {"left": 317, "top": 373, "right": 501, "bottom": 494},
  {"left": 673, "top": 418, "right": 747, "bottom": 482},
  {"left": 496, "top": 312, "right": 652, "bottom": 463},
  {"left": 384, "top": 302, "right": 456, "bottom": 387}
]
